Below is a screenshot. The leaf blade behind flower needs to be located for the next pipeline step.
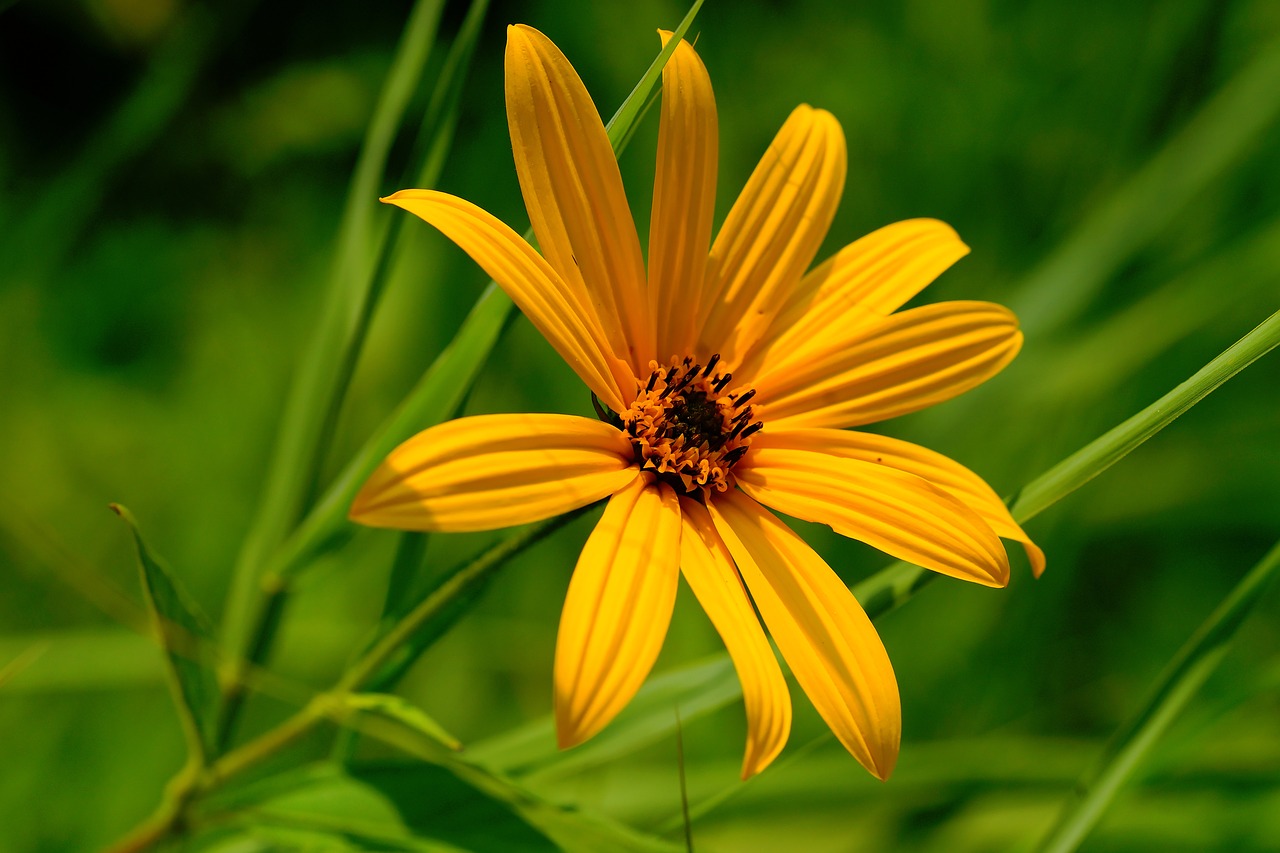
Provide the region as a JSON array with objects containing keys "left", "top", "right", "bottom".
[{"left": 111, "top": 503, "right": 221, "bottom": 764}]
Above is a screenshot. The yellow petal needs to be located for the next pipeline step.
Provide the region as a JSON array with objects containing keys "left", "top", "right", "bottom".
[
  {"left": 738, "top": 219, "right": 970, "bottom": 381},
  {"left": 678, "top": 497, "right": 790, "bottom": 779},
  {"left": 649, "top": 31, "right": 718, "bottom": 362},
  {"left": 736, "top": 447, "right": 1010, "bottom": 586},
  {"left": 506, "top": 24, "right": 654, "bottom": 378},
  {"left": 350, "top": 414, "right": 637, "bottom": 532},
  {"left": 381, "top": 189, "right": 629, "bottom": 412},
  {"left": 756, "top": 300, "right": 1023, "bottom": 429},
  {"left": 759, "top": 429, "right": 1044, "bottom": 577},
  {"left": 698, "top": 105, "right": 846, "bottom": 367},
  {"left": 556, "top": 477, "right": 682, "bottom": 748},
  {"left": 708, "top": 491, "right": 900, "bottom": 780}
]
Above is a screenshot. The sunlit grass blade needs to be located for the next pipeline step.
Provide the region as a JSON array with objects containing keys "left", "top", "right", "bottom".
[
  {"left": 1007, "top": 308, "right": 1280, "bottom": 523},
  {"left": 218, "top": 0, "right": 449, "bottom": 751},
  {"left": 223, "top": 0, "right": 448, "bottom": 670},
  {"left": 856, "top": 307, "right": 1280, "bottom": 618},
  {"left": 111, "top": 504, "right": 221, "bottom": 764},
  {"left": 1035, "top": 539, "right": 1280, "bottom": 853},
  {"left": 243, "top": 0, "right": 707, "bottom": 589},
  {"left": 341, "top": 502, "right": 600, "bottom": 693},
  {"left": 1010, "top": 38, "right": 1280, "bottom": 335}
]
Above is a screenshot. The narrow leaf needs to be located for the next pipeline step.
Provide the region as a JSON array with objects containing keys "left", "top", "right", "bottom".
[
  {"left": 111, "top": 503, "right": 221, "bottom": 762},
  {"left": 224, "top": 0, "right": 449, "bottom": 667},
  {"left": 1035, "top": 539, "right": 1280, "bottom": 853},
  {"left": 260, "top": 0, "right": 703, "bottom": 585},
  {"left": 337, "top": 693, "right": 463, "bottom": 753},
  {"left": 855, "top": 307, "right": 1280, "bottom": 619}
]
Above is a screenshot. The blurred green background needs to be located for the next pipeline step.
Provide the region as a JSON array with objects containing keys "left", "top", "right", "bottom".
[{"left": 2, "top": 0, "right": 1279, "bottom": 851}]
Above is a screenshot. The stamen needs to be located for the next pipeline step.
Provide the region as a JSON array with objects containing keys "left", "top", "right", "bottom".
[{"left": 620, "top": 356, "right": 763, "bottom": 497}]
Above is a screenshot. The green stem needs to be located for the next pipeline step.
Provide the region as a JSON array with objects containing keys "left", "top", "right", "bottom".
[
  {"left": 854, "top": 308, "right": 1280, "bottom": 613},
  {"left": 341, "top": 505, "right": 596, "bottom": 692},
  {"left": 219, "top": 0, "right": 448, "bottom": 736},
  {"left": 1035, "top": 539, "right": 1280, "bottom": 853},
  {"left": 99, "top": 506, "right": 595, "bottom": 853}
]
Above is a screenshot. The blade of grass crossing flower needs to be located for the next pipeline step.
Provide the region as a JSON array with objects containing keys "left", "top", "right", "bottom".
[
  {"left": 304, "top": 0, "right": 493, "bottom": 515},
  {"left": 222, "top": 0, "right": 449, "bottom": 732},
  {"left": 1035, "top": 539, "right": 1280, "bottom": 853},
  {"left": 604, "top": 0, "right": 704, "bottom": 153},
  {"left": 110, "top": 504, "right": 221, "bottom": 764},
  {"left": 251, "top": 1, "right": 701, "bottom": 589},
  {"left": 1010, "top": 38, "right": 1280, "bottom": 335},
  {"left": 854, "top": 307, "right": 1280, "bottom": 616}
]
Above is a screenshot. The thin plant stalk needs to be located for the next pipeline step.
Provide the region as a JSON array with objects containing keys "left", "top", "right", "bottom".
[
  {"left": 854, "top": 307, "right": 1280, "bottom": 618},
  {"left": 1034, "top": 539, "right": 1280, "bottom": 853},
  {"left": 218, "top": 0, "right": 450, "bottom": 750}
]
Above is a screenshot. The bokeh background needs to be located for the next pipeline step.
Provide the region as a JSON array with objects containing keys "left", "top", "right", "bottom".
[{"left": 3, "top": 0, "right": 1279, "bottom": 851}]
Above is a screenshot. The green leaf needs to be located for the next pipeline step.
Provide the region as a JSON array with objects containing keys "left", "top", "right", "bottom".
[
  {"left": 354, "top": 762, "right": 558, "bottom": 853},
  {"left": 338, "top": 693, "right": 462, "bottom": 753},
  {"left": 1034, "top": 539, "right": 1280, "bottom": 853},
  {"left": 604, "top": 0, "right": 704, "bottom": 152},
  {"left": 854, "top": 307, "right": 1280, "bottom": 619},
  {"left": 203, "top": 762, "right": 558, "bottom": 853},
  {"left": 111, "top": 504, "right": 220, "bottom": 763},
  {"left": 223, "top": 0, "right": 450, "bottom": 677},
  {"left": 469, "top": 655, "right": 738, "bottom": 780},
  {"left": 262, "top": 0, "right": 707, "bottom": 586}
]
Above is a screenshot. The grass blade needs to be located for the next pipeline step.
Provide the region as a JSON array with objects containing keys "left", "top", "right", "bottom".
[
  {"left": 338, "top": 693, "right": 462, "bottom": 753},
  {"left": 855, "top": 307, "right": 1280, "bottom": 618},
  {"left": 252, "top": 0, "right": 707, "bottom": 586},
  {"left": 1035, "top": 539, "right": 1280, "bottom": 853},
  {"left": 469, "top": 656, "right": 738, "bottom": 779},
  {"left": 224, "top": 0, "right": 448, "bottom": 665},
  {"left": 111, "top": 504, "right": 221, "bottom": 764}
]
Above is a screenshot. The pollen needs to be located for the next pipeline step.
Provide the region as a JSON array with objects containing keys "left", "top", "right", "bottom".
[{"left": 620, "top": 354, "right": 763, "bottom": 495}]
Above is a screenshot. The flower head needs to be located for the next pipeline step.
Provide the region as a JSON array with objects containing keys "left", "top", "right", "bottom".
[{"left": 351, "top": 24, "right": 1043, "bottom": 780}]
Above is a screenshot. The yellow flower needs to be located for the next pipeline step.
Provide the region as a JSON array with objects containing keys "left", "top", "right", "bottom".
[{"left": 351, "top": 25, "right": 1043, "bottom": 781}]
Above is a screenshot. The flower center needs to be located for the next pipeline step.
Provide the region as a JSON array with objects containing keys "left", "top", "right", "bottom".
[{"left": 620, "top": 354, "right": 762, "bottom": 495}]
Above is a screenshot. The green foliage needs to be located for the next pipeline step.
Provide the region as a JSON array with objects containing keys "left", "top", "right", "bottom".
[
  {"left": 4, "top": 0, "right": 1280, "bottom": 851},
  {"left": 111, "top": 504, "right": 221, "bottom": 764}
]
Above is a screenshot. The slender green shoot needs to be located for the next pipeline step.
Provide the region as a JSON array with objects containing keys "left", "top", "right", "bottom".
[{"left": 1035, "top": 539, "right": 1280, "bottom": 853}]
